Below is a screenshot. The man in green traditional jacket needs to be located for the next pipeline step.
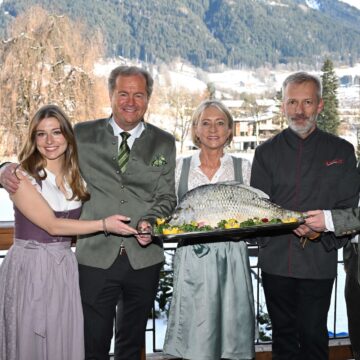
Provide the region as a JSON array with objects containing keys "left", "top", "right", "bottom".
[{"left": 0, "top": 65, "right": 177, "bottom": 360}]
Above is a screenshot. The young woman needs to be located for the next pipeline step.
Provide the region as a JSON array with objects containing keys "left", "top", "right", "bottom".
[
  {"left": 0, "top": 105, "right": 137, "bottom": 360},
  {"left": 164, "top": 100, "right": 255, "bottom": 360}
]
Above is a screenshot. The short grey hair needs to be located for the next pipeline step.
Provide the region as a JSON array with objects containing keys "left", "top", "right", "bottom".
[
  {"left": 191, "top": 99, "right": 234, "bottom": 148},
  {"left": 108, "top": 65, "right": 154, "bottom": 98},
  {"left": 282, "top": 72, "right": 322, "bottom": 100}
]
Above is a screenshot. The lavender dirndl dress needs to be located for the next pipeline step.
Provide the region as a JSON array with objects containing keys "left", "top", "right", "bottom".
[{"left": 0, "top": 170, "right": 85, "bottom": 360}]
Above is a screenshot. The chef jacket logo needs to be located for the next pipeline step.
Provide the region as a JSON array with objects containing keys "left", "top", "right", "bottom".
[{"left": 325, "top": 159, "right": 344, "bottom": 166}]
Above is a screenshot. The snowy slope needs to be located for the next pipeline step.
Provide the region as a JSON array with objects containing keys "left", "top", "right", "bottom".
[{"left": 339, "top": 0, "right": 360, "bottom": 10}]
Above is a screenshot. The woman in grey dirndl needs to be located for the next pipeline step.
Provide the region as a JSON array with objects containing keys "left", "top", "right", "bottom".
[
  {"left": 164, "top": 100, "right": 255, "bottom": 360},
  {"left": 0, "top": 105, "right": 137, "bottom": 360}
]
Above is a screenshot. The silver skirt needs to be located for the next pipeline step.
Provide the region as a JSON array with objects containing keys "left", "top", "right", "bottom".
[
  {"left": 0, "top": 239, "right": 84, "bottom": 360},
  {"left": 164, "top": 240, "right": 255, "bottom": 360}
]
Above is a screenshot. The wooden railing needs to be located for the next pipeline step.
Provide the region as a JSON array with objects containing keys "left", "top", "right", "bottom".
[
  {"left": 0, "top": 221, "right": 14, "bottom": 250},
  {"left": 0, "top": 223, "right": 354, "bottom": 360}
]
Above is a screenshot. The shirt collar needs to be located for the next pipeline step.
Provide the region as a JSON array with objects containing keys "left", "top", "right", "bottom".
[
  {"left": 191, "top": 149, "right": 231, "bottom": 168},
  {"left": 109, "top": 117, "right": 145, "bottom": 139}
]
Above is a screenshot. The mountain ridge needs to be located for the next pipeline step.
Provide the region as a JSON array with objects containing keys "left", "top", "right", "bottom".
[{"left": 0, "top": 0, "right": 360, "bottom": 69}]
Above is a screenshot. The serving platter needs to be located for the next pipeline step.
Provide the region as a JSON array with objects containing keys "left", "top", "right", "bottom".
[{"left": 155, "top": 220, "right": 304, "bottom": 245}]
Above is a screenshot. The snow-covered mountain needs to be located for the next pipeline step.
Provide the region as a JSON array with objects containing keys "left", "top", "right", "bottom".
[
  {"left": 305, "top": 0, "right": 320, "bottom": 10},
  {"left": 1, "top": 0, "right": 360, "bottom": 68},
  {"left": 340, "top": 0, "right": 360, "bottom": 10},
  {"left": 305, "top": 0, "right": 360, "bottom": 11}
]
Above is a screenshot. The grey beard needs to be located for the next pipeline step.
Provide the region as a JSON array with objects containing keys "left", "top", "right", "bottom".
[{"left": 287, "top": 114, "right": 317, "bottom": 136}]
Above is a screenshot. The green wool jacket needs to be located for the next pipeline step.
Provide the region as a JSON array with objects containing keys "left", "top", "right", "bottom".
[
  {"left": 332, "top": 208, "right": 360, "bottom": 238},
  {"left": 74, "top": 118, "right": 177, "bottom": 270},
  {"left": 332, "top": 207, "right": 360, "bottom": 282}
]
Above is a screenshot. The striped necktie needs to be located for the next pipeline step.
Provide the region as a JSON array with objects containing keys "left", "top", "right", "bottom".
[{"left": 118, "top": 132, "right": 130, "bottom": 173}]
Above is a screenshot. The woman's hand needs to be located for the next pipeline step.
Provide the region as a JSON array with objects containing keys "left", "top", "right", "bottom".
[{"left": 104, "top": 215, "right": 138, "bottom": 236}]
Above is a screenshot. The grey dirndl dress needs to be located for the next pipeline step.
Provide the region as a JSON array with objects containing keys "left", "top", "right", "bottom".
[
  {"left": 164, "top": 241, "right": 255, "bottom": 360},
  {"left": 163, "top": 154, "right": 255, "bottom": 360},
  {"left": 0, "top": 172, "right": 85, "bottom": 360}
]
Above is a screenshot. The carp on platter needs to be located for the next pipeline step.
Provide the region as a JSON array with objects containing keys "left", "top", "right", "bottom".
[{"left": 169, "top": 182, "right": 303, "bottom": 228}]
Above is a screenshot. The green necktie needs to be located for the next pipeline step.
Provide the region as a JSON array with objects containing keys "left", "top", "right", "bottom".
[{"left": 118, "top": 132, "right": 130, "bottom": 173}]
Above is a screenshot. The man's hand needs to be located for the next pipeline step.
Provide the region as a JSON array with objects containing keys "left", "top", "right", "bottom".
[
  {"left": 0, "top": 163, "right": 20, "bottom": 194},
  {"left": 293, "top": 223, "right": 320, "bottom": 240},
  {"left": 135, "top": 220, "right": 153, "bottom": 246},
  {"left": 305, "top": 210, "right": 326, "bottom": 233}
]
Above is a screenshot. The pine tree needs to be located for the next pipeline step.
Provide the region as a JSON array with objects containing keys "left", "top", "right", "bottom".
[{"left": 317, "top": 59, "right": 340, "bottom": 135}]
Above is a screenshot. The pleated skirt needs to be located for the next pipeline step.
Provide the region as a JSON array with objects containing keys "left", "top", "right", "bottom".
[
  {"left": 164, "top": 241, "right": 255, "bottom": 360},
  {"left": 0, "top": 239, "right": 84, "bottom": 360}
]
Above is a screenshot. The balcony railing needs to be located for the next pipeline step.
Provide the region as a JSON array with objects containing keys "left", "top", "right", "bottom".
[
  {"left": 0, "top": 223, "right": 354, "bottom": 360},
  {"left": 146, "top": 243, "right": 353, "bottom": 360}
]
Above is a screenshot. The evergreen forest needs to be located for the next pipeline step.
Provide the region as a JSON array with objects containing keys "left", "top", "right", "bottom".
[{"left": 1, "top": 0, "right": 360, "bottom": 68}]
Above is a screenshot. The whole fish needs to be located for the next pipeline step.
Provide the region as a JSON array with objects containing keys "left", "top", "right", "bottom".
[{"left": 169, "top": 182, "right": 303, "bottom": 227}]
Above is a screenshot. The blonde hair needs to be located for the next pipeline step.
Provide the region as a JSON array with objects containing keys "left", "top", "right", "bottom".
[
  {"left": 18, "top": 104, "right": 90, "bottom": 202},
  {"left": 191, "top": 100, "right": 234, "bottom": 148}
]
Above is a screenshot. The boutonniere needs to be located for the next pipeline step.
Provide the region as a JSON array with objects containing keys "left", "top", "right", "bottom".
[{"left": 151, "top": 154, "right": 167, "bottom": 167}]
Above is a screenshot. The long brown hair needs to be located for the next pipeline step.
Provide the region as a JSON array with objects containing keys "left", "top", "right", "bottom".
[{"left": 18, "top": 104, "right": 90, "bottom": 202}]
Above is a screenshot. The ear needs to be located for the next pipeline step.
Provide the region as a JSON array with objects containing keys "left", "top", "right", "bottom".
[
  {"left": 317, "top": 99, "right": 324, "bottom": 114},
  {"left": 194, "top": 126, "right": 200, "bottom": 138},
  {"left": 280, "top": 102, "right": 285, "bottom": 114}
]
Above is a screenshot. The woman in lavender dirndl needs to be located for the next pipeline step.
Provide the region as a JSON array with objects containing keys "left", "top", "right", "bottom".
[{"left": 0, "top": 105, "right": 137, "bottom": 360}]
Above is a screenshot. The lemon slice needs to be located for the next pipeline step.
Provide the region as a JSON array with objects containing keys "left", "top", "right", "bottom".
[
  {"left": 281, "top": 217, "right": 297, "bottom": 223},
  {"left": 162, "top": 227, "right": 180, "bottom": 235},
  {"left": 225, "top": 219, "right": 240, "bottom": 229},
  {"left": 156, "top": 218, "right": 166, "bottom": 225}
]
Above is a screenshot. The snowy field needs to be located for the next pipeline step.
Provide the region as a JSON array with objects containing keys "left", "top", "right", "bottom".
[{"left": 340, "top": 0, "right": 360, "bottom": 10}]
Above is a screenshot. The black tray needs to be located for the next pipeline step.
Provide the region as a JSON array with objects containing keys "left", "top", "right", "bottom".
[{"left": 155, "top": 220, "right": 304, "bottom": 244}]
